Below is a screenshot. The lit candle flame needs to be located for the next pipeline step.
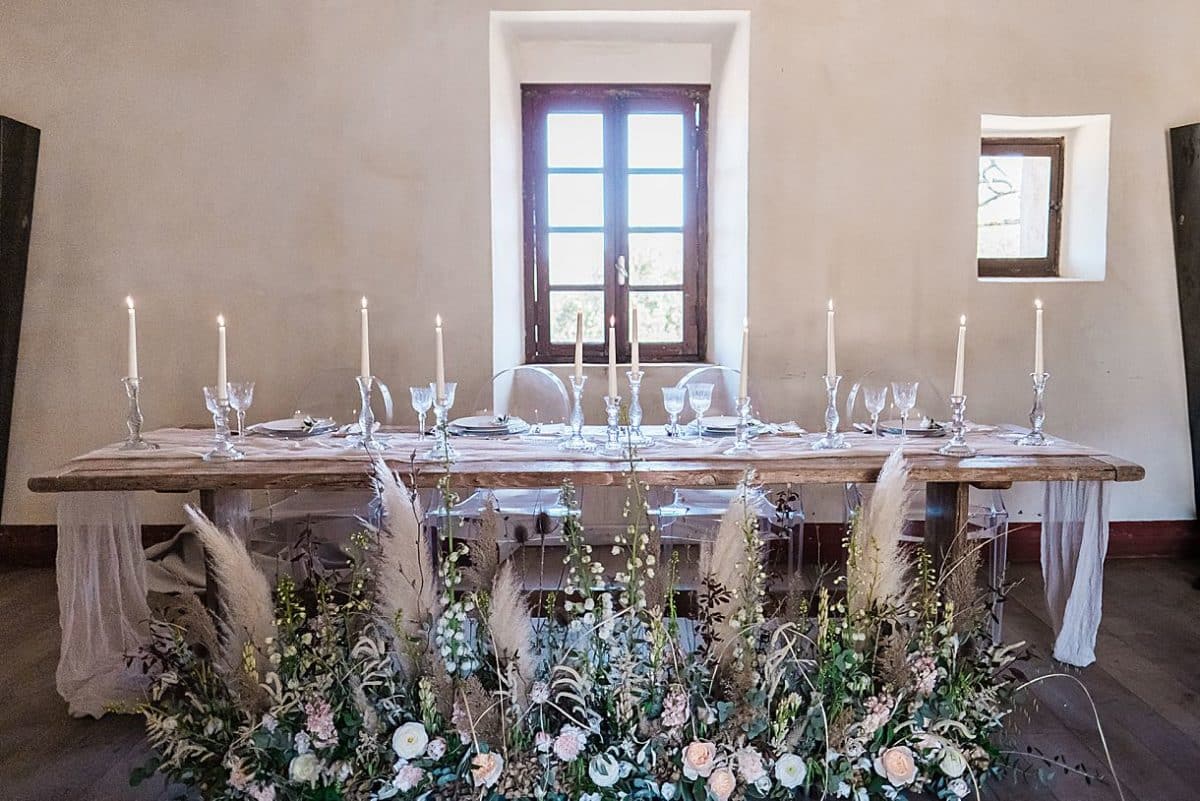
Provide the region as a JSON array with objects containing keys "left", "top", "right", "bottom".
[
  {"left": 361, "top": 296, "right": 368, "bottom": 310},
  {"left": 1035, "top": 298, "right": 1043, "bottom": 310},
  {"left": 827, "top": 299, "right": 834, "bottom": 312},
  {"left": 217, "top": 314, "right": 225, "bottom": 327},
  {"left": 610, "top": 315, "right": 615, "bottom": 327},
  {"left": 435, "top": 313, "right": 442, "bottom": 327},
  {"left": 960, "top": 314, "right": 967, "bottom": 326},
  {"left": 125, "top": 296, "right": 134, "bottom": 311}
]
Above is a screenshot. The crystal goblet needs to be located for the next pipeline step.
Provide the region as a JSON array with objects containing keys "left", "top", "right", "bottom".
[
  {"left": 863, "top": 384, "right": 888, "bottom": 437},
  {"left": 687, "top": 382, "right": 714, "bottom": 436},
  {"left": 662, "top": 386, "right": 687, "bottom": 437},
  {"left": 410, "top": 385, "right": 434, "bottom": 440},
  {"left": 891, "top": 381, "right": 919, "bottom": 441},
  {"left": 227, "top": 381, "right": 255, "bottom": 438}
]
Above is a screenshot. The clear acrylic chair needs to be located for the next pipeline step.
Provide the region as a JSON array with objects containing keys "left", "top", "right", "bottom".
[
  {"left": 843, "top": 484, "right": 1009, "bottom": 643},
  {"left": 468, "top": 365, "right": 570, "bottom": 432},
  {"left": 675, "top": 365, "right": 742, "bottom": 417}
]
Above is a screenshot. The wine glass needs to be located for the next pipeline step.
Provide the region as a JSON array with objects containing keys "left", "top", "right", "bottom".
[
  {"left": 890, "top": 381, "right": 920, "bottom": 440},
  {"left": 662, "top": 386, "right": 687, "bottom": 437},
  {"left": 863, "top": 384, "right": 888, "bottom": 437},
  {"left": 410, "top": 386, "right": 434, "bottom": 439},
  {"left": 227, "top": 381, "right": 255, "bottom": 438},
  {"left": 430, "top": 382, "right": 457, "bottom": 414},
  {"left": 687, "top": 382, "right": 714, "bottom": 435}
]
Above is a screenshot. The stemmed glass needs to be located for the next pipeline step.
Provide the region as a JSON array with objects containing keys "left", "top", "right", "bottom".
[
  {"left": 863, "top": 384, "right": 888, "bottom": 437},
  {"left": 227, "top": 381, "right": 255, "bottom": 438},
  {"left": 410, "top": 386, "right": 434, "bottom": 439},
  {"left": 687, "top": 382, "right": 714, "bottom": 436},
  {"left": 890, "top": 381, "right": 920, "bottom": 440},
  {"left": 662, "top": 386, "right": 687, "bottom": 437}
]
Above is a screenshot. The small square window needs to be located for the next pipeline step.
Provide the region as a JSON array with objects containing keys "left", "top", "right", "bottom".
[{"left": 978, "top": 137, "right": 1065, "bottom": 278}]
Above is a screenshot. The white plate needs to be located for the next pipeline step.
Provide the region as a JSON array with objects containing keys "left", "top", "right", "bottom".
[
  {"left": 252, "top": 417, "right": 337, "bottom": 438},
  {"left": 880, "top": 419, "right": 945, "bottom": 437},
  {"left": 452, "top": 415, "right": 517, "bottom": 431}
]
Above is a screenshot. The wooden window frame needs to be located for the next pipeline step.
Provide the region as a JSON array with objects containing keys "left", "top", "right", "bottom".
[
  {"left": 978, "top": 137, "right": 1065, "bottom": 279},
  {"left": 522, "top": 83, "right": 709, "bottom": 364}
]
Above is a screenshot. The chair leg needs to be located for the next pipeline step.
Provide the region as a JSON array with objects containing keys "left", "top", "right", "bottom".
[{"left": 988, "top": 490, "right": 1010, "bottom": 645}]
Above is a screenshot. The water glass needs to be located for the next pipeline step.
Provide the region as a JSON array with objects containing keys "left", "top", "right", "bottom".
[
  {"left": 863, "top": 384, "right": 888, "bottom": 437},
  {"left": 410, "top": 385, "right": 434, "bottom": 439},
  {"left": 227, "top": 381, "right": 255, "bottom": 438},
  {"left": 891, "top": 381, "right": 920, "bottom": 440},
  {"left": 687, "top": 382, "right": 714, "bottom": 435},
  {"left": 662, "top": 386, "right": 687, "bottom": 436}
]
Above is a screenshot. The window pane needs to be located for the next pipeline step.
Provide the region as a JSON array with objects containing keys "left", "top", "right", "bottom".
[
  {"left": 549, "top": 232, "right": 605, "bottom": 285},
  {"left": 549, "top": 291, "right": 605, "bottom": 344},
  {"left": 628, "top": 173, "right": 683, "bottom": 228},
  {"left": 631, "top": 291, "right": 684, "bottom": 343},
  {"left": 628, "top": 113, "right": 684, "bottom": 169},
  {"left": 977, "top": 155, "right": 1052, "bottom": 258},
  {"left": 629, "top": 232, "right": 683, "bottom": 285},
  {"left": 548, "top": 173, "right": 604, "bottom": 227},
  {"left": 547, "top": 113, "right": 604, "bottom": 168}
]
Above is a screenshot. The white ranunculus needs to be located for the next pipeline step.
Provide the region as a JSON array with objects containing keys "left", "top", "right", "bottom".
[
  {"left": 873, "top": 746, "right": 918, "bottom": 787},
  {"left": 682, "top": 741, "right": 717, "bottom": 780},
  {"left": 589, "top": 753, "right": 621, "bottom": 788},
  {"left": 471, "top": 751, "right": 504, "bottom": 788},
  {"left": 939, "top": 746, "right": 967, "bottom": 778},
  {"left": 392, "top": 722, "right": 429, "bottom": 760},
  {"left": 288, "top": 752, "right": 321, "bottom": 786},
  {"left": 774, "top": 753, "right": 808, "bottom": 789}
]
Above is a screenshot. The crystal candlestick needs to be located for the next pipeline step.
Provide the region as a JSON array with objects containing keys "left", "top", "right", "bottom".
[
  {"left": 426, "top": 381, "right": 458, "bottom": 461},
  {"left": 561, "top": 375, "right": 594, "bottom": 452},
  {"left": 938, "top": 394, "right": 977, "bottom": 457},
  {"left": 599, "top": 395, "right": 625, "bottom": 456},
  {"left": 120, "top": 377, "right": 157, "bottom": 450},
  {"left": 813, "top": 374, "right": 850, "bottom": 450},
  {"left": 202, "top": 386, "right": 243, "bottom": 462},
  {"left": 1017, "top": 373, "right": 1050, "bottom": 446},
  {"left": 350, "top": 375, "right": 379, "bottom": 448},
  {"left": 724, "top": 396, "right": 755, "bottom": 455},
  {"left": 626, "top": 370, "right": 652, "bottom": 446}
]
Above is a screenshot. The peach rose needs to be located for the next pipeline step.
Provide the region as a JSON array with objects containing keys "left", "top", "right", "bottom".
[
  {"left": 706, "top": 767, "right": 736, "bottom": 801},
  {"left": 682, "top": 741, "right": 717, "bottom": 780},
  {"left": 471, "top": 751, "right": 504, "bottom": 788},
  {"left": 874, "top": 746, "right": 917, "bottom": 787}
]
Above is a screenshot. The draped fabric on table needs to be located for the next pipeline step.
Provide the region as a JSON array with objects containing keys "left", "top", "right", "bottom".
[
  {"left": 56, "top": 491, "right": 153, "bottom": 718},
  {"left": 1041, "top": 480, "right": 1110, "bottom": 667}
]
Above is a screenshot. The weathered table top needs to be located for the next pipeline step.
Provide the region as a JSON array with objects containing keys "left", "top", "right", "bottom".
[{"left": 28, "top": 426, "right": 1145, "bottom": 493}]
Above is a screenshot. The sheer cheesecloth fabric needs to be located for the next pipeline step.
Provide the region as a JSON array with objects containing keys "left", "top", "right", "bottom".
[
  {"left": 1042, "top": 479, "right": 1110, "bottom": 667},
  {"left": 56, "top": 491, "right": 153, "bottom": 718}
]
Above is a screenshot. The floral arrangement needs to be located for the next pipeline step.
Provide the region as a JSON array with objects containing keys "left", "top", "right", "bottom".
[{"left": 135, "top": 449, "right": 1028, "bottom": 801}]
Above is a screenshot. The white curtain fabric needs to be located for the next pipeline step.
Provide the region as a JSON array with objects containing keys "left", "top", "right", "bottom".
[
  {"left": 55, "top": 491, "right": 153, "bottom": 718},
  {"left": 1041, "top": 479, "right": 1110, "bottom": 667}
]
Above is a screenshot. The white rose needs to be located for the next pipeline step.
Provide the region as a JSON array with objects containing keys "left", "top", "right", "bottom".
[
  {"left": 589, "top": 753, "right": 621, "bottom": 788},
  {"left": 774, "top": 753, "right": 807, "bottom": 789},
  {"left": 948, "top": 777, "right": 970, "bottom": 798},
  {"left": 471, "top": 751, "right": 504, "bottom": 788},
  {"left": 873, "top": 746, "right": 918, "bottom": 787},
  {"left": 682, "top": 741, "right": 717, "bottom": 779},
  {"left": 288, "top": 752, "right": 321, "bottom": 786},
  {"left": 707, "top": 767, "right": 737, "bottom": 801},
  {"left": 939, "top": 746, "right": 967, "bottom": 778},
  {"left": 392, "top": 722, "right": 429, "bottom": 760}
]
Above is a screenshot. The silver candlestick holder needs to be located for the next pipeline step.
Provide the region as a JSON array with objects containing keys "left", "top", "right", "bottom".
[
  {"left": 813, "top": 374, "right": 850, "bottom": 450},
  {"left": 725, "top": 396, "right": 755, "bottom": 455},
  {"left": 938, "top": 394, "right": 977, "bottom": 456},
  {"left": 426, "top": 381, "right": 458, "bottom": 461},
  {"left": 626, "top": 369, "right": 652, "bottom": 446},
  {"left": 1016, "top": 372, "right": 1050, "bottom": 446},
  {"left": 561, "top": 374, "right": 594, "bottom": 452},
  {"left": 350, "top": 375, "right": 379, "bottom": 449},
  {"left": 202, "top": 385, "right": 244, "bottom": 462},
  {"left": 599, "top": 395, "right": 625, "bottom": 456},
  {"left": 120, "top": 377, "right": 157, "bottom": 450}
]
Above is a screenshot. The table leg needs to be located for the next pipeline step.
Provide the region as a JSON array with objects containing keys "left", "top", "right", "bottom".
[
  {"left": 925, "top": 481, "right": 970, "bottom": 573},
  {"left": 198, "top": 489, "right": 220, "bottom": 616}
]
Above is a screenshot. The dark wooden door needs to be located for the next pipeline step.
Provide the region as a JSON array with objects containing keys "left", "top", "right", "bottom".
[
  {"left": 0, "top": 116, "right": 40, "bottom": 521},
  {"left": 1170, "top": 123, "right": 1200, "bottom": 511}
]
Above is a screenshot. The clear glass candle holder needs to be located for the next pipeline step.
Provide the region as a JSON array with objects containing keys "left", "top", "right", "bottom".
[
  {"left": 938, "top": 394, "right": 977, "bottom": 457},
  {"left": 724, "top": 396, "right": 755, "bottom": 455},
  {"left": 626, "top": 369, "right": 652, "bottom": 446},
  {"left": 426, "top": 381, "right": 458, "bottom": 461},
  {"left": 599, "top": 395, "right": 625, "bottom": 456},
  {"left": 561, "top": 375, "right": 594, "bottom": 452},
  {"left": 120, "top": 377, "right": 158, "bottom": 450},
  {"left": 1017, "top": 372, "right": 1050, "bottom": 446},
  {"left": 202, "top": 385, "right": 244, "bottom": 462},
  {"left": 812, "top": 374, "right": 850, "bottom": 450},
  {"left": 350, "top": 375, "right": 380, "bottom": 448}
]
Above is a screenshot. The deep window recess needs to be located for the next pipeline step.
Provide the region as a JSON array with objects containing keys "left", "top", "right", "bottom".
[
  {"left": 522, "top": 84, "right": 709, "bottom": 363},
  {"left": 977, "top": 137, "right": 1065, "bottom": 278}
]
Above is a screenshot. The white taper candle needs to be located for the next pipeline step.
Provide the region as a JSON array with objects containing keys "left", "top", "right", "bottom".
[
  {"left": 435, "top": 314, "right": 446, "bottom": 402},
  {"left": 360, "top": 297, "right": 371, "bottom": 378},
  {"left": 738, "top": 318, "right": 749, "bottom": 399},
  {"left": 631, "top": 306, "right": 640, "bottom": 373},
  {"left": 608, "top": 316, "right": 618, "bottom": 398},
  {"left": 953, "top": 314, "right": 967, "bottom": 397},
  {"left": 125, "top": 296, "right": 138, "bottom": 379},
  {"left": 217, "top": 314, "right": 228, "bottom": 401},
  {"left": 1034, "top": 299, "right": 1044, "bottom": 375},
  {"left": 826, "top": 299, "right": 836, "bottom": 377},
  {"left": 573, "top": 310, "right": 584, "bottom": 383}
]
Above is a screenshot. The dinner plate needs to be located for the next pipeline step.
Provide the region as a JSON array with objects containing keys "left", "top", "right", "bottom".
[
  {"left": 879, "top": 419, "right": 946, "bottom": 437},
  {"left": 252, "top": 417, "right": 337, "bottom": 438},
  {"left": 448, "top": 415, "right": 531, "bottom": 437}
]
